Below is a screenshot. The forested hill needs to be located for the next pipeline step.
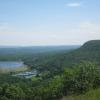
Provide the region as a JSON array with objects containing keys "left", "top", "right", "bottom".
[
  {"left": 80, "top": 40, "right": 100, "bottom": 51},
  {"left": 60, "top": 40, "right": 100, "bottom": 66},
  {"left": 38, "top": 40, "right": 100, "bottom": 71}
]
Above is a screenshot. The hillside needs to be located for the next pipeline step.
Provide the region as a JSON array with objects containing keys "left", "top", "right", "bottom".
[
  {"left": 62, "top": 40, "right": 100, "bottom": 66},
  {"left": 41, "top": 40, "right": 100, "bottom": 69},
  {"left": 62, "top": 88, "right": 100, "bottom": 100},
  {"left": 80, "top": 40, "right": 100, "bottom": 51}
]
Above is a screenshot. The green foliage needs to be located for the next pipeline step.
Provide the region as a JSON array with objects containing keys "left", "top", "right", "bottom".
[
  {"left": 63, "top": 62, "right": 100, "bottom": 94},
  {"left": 0, "top": 40, "right": 100, "bottom": 99},
  {"left": 0, "top": 61, "right": 100, "bottom": 100},
  {"left": 62, "top": 88, "right": 100, "bottom": 100}
]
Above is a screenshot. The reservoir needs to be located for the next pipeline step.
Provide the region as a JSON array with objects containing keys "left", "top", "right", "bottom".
[
  {"left": 0, "top": 61, "right": 27, "bottom": 73},
  {"left": 0, "top": 61, "right": 24, "bottom": 68},
  {"left": 0, "top": 61, "right": 37, "bottom": 78}
]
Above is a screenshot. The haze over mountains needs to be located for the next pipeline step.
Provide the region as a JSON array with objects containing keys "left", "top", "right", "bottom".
[{"left": 0, "top": 45, "right": 80, "bottom": 55}]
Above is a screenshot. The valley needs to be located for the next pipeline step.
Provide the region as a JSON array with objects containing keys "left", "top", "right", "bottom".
[{"left": 0, "top": 40, "right": 100, "bottom": 100}]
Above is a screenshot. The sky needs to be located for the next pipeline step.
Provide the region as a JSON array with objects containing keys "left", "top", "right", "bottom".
[{"left": 0, "top": 0, "right": 100, "bottom": 46}]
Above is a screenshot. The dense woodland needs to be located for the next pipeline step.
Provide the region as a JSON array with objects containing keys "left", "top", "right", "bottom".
[{"left": 0, "top": 40, "right": 100, "bottom": 100}]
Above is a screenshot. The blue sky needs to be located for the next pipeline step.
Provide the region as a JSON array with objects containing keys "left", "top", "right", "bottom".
[{"left": 0, "top": 0, "right": 100, "bottom": 46}]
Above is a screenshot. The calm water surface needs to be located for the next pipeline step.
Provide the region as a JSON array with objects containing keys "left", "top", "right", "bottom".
[{"left": 0, "top": 61, "right": 24, "bottom": 69}]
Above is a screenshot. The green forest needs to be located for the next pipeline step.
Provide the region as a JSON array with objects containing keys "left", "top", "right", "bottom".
[{"left": 0, "top": 40, "right": 100, "bottom": 100}]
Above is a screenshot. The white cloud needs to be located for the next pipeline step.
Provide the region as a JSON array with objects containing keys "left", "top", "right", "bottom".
[
  {"left": 63, "top": 22, "right": 100, "bottom": 44},
  {"left": 0, "top": 21, "right": 100, "bottom": 46},
  {"left": 79, "top": 22, "right": 100, "bottom": 33},
  {"left": 65, "top": 3, "right": 81, "bottom": 7}
]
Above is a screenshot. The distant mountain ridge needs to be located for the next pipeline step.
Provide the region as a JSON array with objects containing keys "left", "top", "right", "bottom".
[{"left": 0, "top": 45, "right": 80, "bottom": 55}]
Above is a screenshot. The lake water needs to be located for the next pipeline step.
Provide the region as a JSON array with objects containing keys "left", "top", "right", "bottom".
[
  {"left": 0, "top": 61, "right": 25, "bottom": 69},
  {"left": 0, "top": 61, "right": 37, "bottom": 78}
]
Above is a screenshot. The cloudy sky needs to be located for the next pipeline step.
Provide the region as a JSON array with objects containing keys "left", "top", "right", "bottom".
[{"left": 0, "top": 0, "right": 100, "bottom": 46}]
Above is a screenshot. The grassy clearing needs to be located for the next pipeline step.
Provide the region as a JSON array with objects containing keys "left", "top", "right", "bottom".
[
  {"left": 31, "top": 76, "right": 42, "bottom": 81},
  {"left": 61, "top": 88, "right": 100, "bottom": 100}
]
